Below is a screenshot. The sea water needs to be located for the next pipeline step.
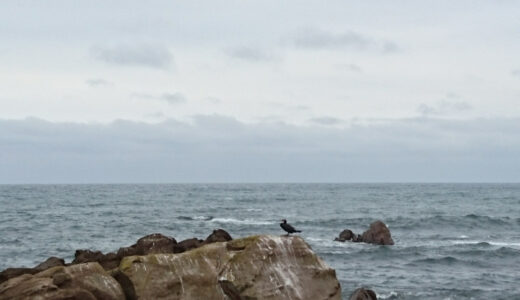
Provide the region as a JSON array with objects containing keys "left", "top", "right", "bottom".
[{"left": 1, "top": 183, "right": 519, "bottom": 299}]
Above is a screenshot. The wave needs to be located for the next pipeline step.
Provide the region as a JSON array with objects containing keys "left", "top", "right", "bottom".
[
  {"left": 450, "top": 240, "right": 493, "bottom": 247},
  {"left": 245, "top": 208, "right": 263, "bottom": 212},
  {"left": 390, "top": 214, "right": 517, "bottom": 231},
  {"left": 178, "top": 215, "right": 213, "bottom": 221},
  {"left": 377, "top": 291, "right": 402, "bottom": 300},
  {"left": 210, "top": 218, "right": 272, "bottom": 225},
  {"left": 297, "top": 217, "right": 376, "bottom": 229},
  {"left": 449, "top": 240, "right": 520, "bottom": 249},
  {"left": 413, "top": 256, "right": 459, "bottom": 265}
]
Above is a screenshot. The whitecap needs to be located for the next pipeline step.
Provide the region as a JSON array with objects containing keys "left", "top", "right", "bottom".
[
  {"left": 487, "top": 241, "right": 520, "bottom": 248},
  {"left": 178, "top": 215, "right": 213, "bottom": 221},
  {"left": 450, "top": 240, "right": 520, "bottom": 248},
  {"left": 378, "top": 291, "right": 399, "bottom": 299},
  {"left": 193, "top": 216, "right": 213, "bottom": 221},
  {"left": 210, "top": 218, "right": 272, "bottom": 225},
  {"left": 245, "top": 208, "right": 262, "bottom": 212},
  {"left": 305, "top": 237, "right": 362, "bottom": 249}
]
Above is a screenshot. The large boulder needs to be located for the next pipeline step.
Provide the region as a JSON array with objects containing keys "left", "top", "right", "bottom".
[
  {"left": 361, "top": 221, "right": 394, "bottom": 245},
  {"left": 0, "top": 257, "right": 65, "bottom": 284},
  {"left": 0, "top": 262, "right": 125, "bottom": 300},
  {"left": 349, "top": 287, "right": 378, "bottom": 300},
  {"left": 115, "top": 235, "right": 341, "bottom": 300}
]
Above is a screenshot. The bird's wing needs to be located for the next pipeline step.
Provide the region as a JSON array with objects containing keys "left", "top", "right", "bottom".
[{"left": 286, "top": 224, "right": 296, "bottom": 232}]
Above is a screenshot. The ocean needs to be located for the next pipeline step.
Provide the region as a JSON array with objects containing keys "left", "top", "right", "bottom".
[{"left": 1, "top": 183, "right": 519, "bottom": 299}]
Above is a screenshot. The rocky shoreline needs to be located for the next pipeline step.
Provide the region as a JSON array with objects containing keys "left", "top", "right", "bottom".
[{"left": 1, "top": 222, "right": 391, "bottom": 299}]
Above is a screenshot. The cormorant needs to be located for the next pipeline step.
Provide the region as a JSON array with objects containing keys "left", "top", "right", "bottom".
[{"left": 280, "top": 219, "right": 301, "bottom": 235}]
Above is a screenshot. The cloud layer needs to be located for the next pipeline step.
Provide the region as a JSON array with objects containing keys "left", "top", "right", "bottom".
[
  {"left": 1, "top": 116, "right": 518, "bottom": 183},
  {"left": 90, "top": 44, "right": 173, "bottom": 69},
  {"left": 226, "top": 46, "right": 279, "bottom": 62},
  {"left": 289, "top": 28, "right": 399, "bottom": 53}
]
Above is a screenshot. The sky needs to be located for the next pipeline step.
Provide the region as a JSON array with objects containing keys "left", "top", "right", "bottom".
[{"left": 1, "top": 0, "right": 519, "bottom": 183}]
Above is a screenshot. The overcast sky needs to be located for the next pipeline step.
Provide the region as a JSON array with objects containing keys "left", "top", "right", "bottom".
[{"left": 1, "top": 1, "right": 519, "bottom": 183}]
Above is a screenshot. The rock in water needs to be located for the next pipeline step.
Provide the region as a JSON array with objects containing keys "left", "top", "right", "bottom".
[
  {"left": 334, "top": 229, "right": 355, "bottom": 242},
  {"left": 361, "top": 221, "right": 394, "bottom": 245},
  {"left": 115, "top": 235, "right": 341, "bottom": 299},
  {"left": 0, "top": 262, "right": 125, "bottom": 300},
  {"left": 335, "top": 221, "right": 394, "bottom": 245},
  {"left": 349, "top": 287, "right": 378, "bottom": 300}
]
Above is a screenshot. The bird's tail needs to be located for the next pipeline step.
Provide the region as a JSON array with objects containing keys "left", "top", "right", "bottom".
[{"left": 295, "top": 230, "right": 302, "bottom": 233}]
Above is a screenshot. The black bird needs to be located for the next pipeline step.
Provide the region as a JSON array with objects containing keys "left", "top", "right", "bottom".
[{"left": 280, "top": 219, "right": 301, "bottom": 235}]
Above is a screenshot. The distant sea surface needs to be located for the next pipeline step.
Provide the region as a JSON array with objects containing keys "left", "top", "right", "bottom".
[{"left": 1, "top": 183, "right": 519, "bottom": 299}]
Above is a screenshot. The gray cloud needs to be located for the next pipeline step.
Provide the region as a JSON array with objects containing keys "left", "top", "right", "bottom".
[
  {"left": 308, "top": 117, "right": 343, "bottom": 125},
  {"left": 161, "top": 93, "right": 186, "bottom": 104},
  {"left": 417, "top": 100, "right": 472, "bottom": 116},
  {"left": 204, "top": 97, "right": 222, "bottom": 104},
  {"left": 226, "top": 46, "right": 279, "bottom": 62},
  {"left": 512, "top": 69, "right": 520, "bottom": 77},
  {"left": 90, "top": 44, "right": 173, "bottom": 69},
  {"left": 291, "top": 105, "right": 310, "bottom": 111},
  {"left": 335, "top": 63, "right": 362, "bottom": 73},
  {"left": 268, "top": 102, "right": 310, "bottom": 112},
  {"left": 132, "top": 92, "right": 186, "bottom": 105},
  {"left": 289, "top": 28, "right": 399, "bottom": 53},
  {"left": 85, "top": 78, "right": 113, "bottom": 87},
  {"left": 1, "top": 116, "right": 518, "bottom": 183}
]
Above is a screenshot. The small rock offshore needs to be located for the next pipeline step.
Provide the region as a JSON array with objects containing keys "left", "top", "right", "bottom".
[{"left": 335, "top": 220, "right": 394, "bottom": 245}]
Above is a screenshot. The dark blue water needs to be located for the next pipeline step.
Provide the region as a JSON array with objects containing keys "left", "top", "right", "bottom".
[{"left": 1, "top": 184, "right": 519, "bottom": 299}]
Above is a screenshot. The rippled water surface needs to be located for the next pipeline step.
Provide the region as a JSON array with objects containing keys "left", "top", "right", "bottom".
[{"left": 1, "top": 183, "right": 519, "bottom": 299}]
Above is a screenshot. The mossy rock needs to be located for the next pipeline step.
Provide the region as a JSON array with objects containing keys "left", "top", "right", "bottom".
[{"left": 117, "top": 235, "right": 341, "bottom": 300}]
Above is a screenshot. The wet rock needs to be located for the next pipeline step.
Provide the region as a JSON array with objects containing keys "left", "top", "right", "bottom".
[
  {"left": 176, "top": 238, "right": 204, "bottom": 252},
  {"left": 73, "top": 250, "right": 105, "bottom": 264},
  {"left": 171, "top": 229, "right": 232, "bottom": 253},
  {"left": 204, "top": 229, "right": 233, "bottom": 244},
  {"left": 335, "top": 229, "right": 355, "bottom": 242},
  {"left": 72, "top": 233, "right": 178, "bottom": 270},
  {"left": 335, "top": 220, "right": 394, "bottom": 245},
  {"left": 135, "top": 233, "right": 177, "bottom": 255},
  {"left": 353, "top": 234, "right": 363, "bottom": 243},
  {"left": 0, "top": 262, "right": 125, "bottom": 300},
  {"left": 361, "top": 221, "right": 394, "bottom": 245},
  {"left": 349, "top": 287, "right": 377, "bottom": 300},
  {"left": 0, "top": 268, "right": 35, "bottom": 285},
  {"left": 72, "top": 249, "right": 120, "bottom": 270},
  {"left": 116, "top": 233, "right": 177, "bottom": 257},
  {"left": 34, "top": 257, "right": 65, "bottom": 272},
  {"left": 0, "top": 257, "right": 65, "bottom": 284},
  {"left": 117, "top": 235, "right": 341, "bottom": 300}
]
